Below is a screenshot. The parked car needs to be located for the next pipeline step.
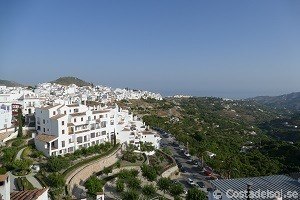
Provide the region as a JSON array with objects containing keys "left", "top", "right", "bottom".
[
  {"left": 181, "top": 167, "right": 188, "bottom": 173},
  {"left": 178, "top": 163, "right": 183, "bottom": 168},
  {"left": 187, "top": 178, "right": 197, "bottom": 186},
  {"left": 184, "top": 152, "right": 191, "bottom": 157},
  {"left": 172, "top": 142, "right": 179, "bottom": 147},
  {"left": 197, "top": 181, "right": 205, "bottom": 188},
  {"left": 192, "top": 160, "right": 198, "bottom": 166},
  {"left": 187, "top": 159, "right": 193, "bottom": 164}
]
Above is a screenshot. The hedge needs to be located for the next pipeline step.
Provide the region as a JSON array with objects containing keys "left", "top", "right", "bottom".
[
  {"left": 16, "top": 177, "right": 34, "bottom": 191},
  {"left": 63, "top": 143, "right": 120, "bottom": 179}
]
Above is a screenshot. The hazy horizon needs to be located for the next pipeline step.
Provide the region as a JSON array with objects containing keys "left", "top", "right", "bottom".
[
  {"left": 1, "top": 1, "right": 300, "bottom": 99},
  {"left": 1, "top": 76, "right": 299, "bottom": 99}
]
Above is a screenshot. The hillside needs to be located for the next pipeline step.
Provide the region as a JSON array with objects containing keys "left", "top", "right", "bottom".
[
  {"left": 120, "top": 97, "right": 300, "bottom": 178},
  {"left": 51, "top": 76, "right": 92, "bottom": 87},
  {"left": 0, "top": 79, "right": 23, "bottom": 87},
  {"left": 250, "top": 92, "right": 300, "bottom": 111}
]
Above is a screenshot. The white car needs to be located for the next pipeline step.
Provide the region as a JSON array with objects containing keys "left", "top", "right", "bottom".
[
  {"left": 184, "top": 152, "right": 191, "bottom": 157},
  {"left": 187, "top": 178, "right": 197, "bottom": 186}
]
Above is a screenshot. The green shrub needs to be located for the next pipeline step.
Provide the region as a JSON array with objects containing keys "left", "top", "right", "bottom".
[
  {"left": 141, "top": 164, "right": 157, "bottom": 181},
  {"left": 84, "top": 176, "right": 104, "bottom": 195},
  {"left": 12, "top": 139, "right": 24, "bottom": 147},
  {"left": 116, "top": 179, "right": 125, "bottom": 192},
  {"left": 122, "top": 189, "right": 140, "bottom": 200},
  {"left": 47, "top": 173, "right": 65, "bottom": 188},
  {"left": 126, "top": 177, "right": 141, "bottom": 189},
  {"left": 46, "top": 156, "right": 69, "bottom": 172},
  {"left": 0, "top": 167, "right": 7, "bottom": 174},
  {"left": 142, "top": 184, "right": 156, "bottom": 197}
]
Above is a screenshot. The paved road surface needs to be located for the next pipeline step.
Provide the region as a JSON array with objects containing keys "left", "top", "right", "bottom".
[
  {"left": 15, "top": 147, "right": 26, "bottom": 160},
  {"left": 158, "top": 128, "right": 213, "bottom": 193}
]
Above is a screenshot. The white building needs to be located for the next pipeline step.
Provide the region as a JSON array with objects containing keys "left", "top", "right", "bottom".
[
  {"left": 34, "top": 103, "right": 160, "bottom": 157},
  {"left": 10, "top": 188, "right": 49, "bottom": 200},
  {"left": 0, "top": 103, "right": 12, "bottom": 130},
  {"left": 0, "top": 90, "right": 42, "bottom": 116},
  {"left": 0, "top": 173, "right": 49, "bottom": 200},
  {"left": 0, "top": 173, "right": 10, "bottom": 200},
  {"left": 17, "top": 92, "right": 42, "bottom": 115}
]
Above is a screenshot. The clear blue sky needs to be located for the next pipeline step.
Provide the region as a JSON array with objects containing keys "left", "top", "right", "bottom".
[{"left": 0, "top": 0, "right": 300, "bottom": 98}]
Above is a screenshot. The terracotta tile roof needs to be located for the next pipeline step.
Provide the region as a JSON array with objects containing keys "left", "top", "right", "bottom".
[
  {"left": 122, "top": 128, "right": 130, "bottom": 131},
  {"left": 50, "top": 114, "right": 66, "bottom": 120},
  {"left": 36, "top": 134, "right": 57, "bottom": 142},
  {"left": 11, "top": 188, "right": 48, "bottom": 200},
  {"left": 70, "top": 112, "right": 86, "bottom": 116},
  {"left": 0, "top": 173, "right": 8, "bottom": 182}
]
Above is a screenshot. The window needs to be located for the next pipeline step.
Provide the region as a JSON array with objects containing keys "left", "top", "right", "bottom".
[
  {"left": 81, "top": 117, "right": 83, "bottom": 121},
  {"left": 43, "top": 119, "right": 45, "bottom": 124},
  {"left": 64, "top": 111, "right": 67, "bottom": 114},
  {"left": 77, "top": 137, "right": 82, "bottom": 143},
  {"left": 74, "top": 118, "right": 76, "bottom": 122},
  {"left": 43, "top": 128, "right": 45, "bottom": 132},
  {"left": 62, "top": 130, "right": 65, "bottom": 134},
  {"left": 69, "top": 138, "right": 72, "bottom": 143},
  {"left": 62, "top": 141, "right": 65, "bottom": 147},
  {"left": 101, "top": 121, "right": 106, "bottom": 128},
  {"left": 62, "top": 121, "right": 64, "bottom": 125},
  {"left": 53, "top": 111, "right": 56, "bottom": 115},
  {"left": 37, "top": 126, "right": 40, "bottom": 130},
  {"left": 94, "top": 116, "right": 96, "bottom": 120},
  {"left": 91, "top": 132, "right": 95, "bottom": 138}
]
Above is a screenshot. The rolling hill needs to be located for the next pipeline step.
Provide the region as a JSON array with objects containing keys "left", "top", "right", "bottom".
[
  {"left": 0, "top": 79, "right": 23, "bottom": 87},
  {"left": 51, "top": 76, "right": 92, "bottom": 87},
  {"left": 250, "top": 92, "right": 300, "bottom": 111}
]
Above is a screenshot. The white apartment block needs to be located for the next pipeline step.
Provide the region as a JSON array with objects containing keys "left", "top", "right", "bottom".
[
  {"left": 34, "top": 102, "right": 160, "bottom": 157},
  {"left": 0, "top": 90, "right": 42, "bottom": 115},
  {"left": 0, "top": 103, "right": 12, "bottom": 130},
  {"left": 0, "top": 173, "right": 10, "bottom": 200}
]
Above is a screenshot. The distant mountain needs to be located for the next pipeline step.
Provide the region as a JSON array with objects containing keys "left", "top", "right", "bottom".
[
  {"left": 0, "top": 79, "right": 23, "bottom": 87},
  {"left": 51, "top": 76, "right": 92, "bottom": 87},
  {"left": 250, "top": 92, "right": 300, "bottom": 111}
]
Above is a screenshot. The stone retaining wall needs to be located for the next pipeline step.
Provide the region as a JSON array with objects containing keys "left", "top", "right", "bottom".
[
  {"left": 161, "top": 165, "right": 179, "bottom": 178},
  {"left": 66, "top": 146, "right": 122, "bottom": 195}
]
